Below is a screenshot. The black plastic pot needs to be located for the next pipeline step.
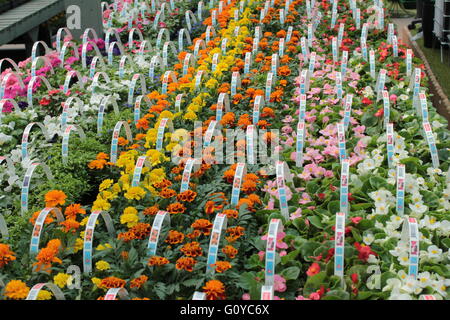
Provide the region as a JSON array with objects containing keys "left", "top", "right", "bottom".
[{"left": 422, "top": 0, "right": 435, "bottom": 48}]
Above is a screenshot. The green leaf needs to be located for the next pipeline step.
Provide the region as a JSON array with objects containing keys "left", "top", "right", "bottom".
[
  {"left": 323, "top": 289, "right": 350, "bottom": 300},
  {"left": 303, "top": 271, "right": 327, "bottom": 295},
  {"left": 327, "top": 200, "right": 340, "bottom": 214},
  {"left": 280, "top": 266, "right": 300, "bottom": 280},
  {"left": 361, "top": 111, "right": 378, "bottom": 127},
  {"left": 369, "top": 176, "right": 388, "bottom": 190},
  {"left": 306, "top": 181, "right": 320, "bottom": 194},
  {"left": 307, "top": 216, "right": 323, "bottom": 229},
  {"left": 281, "top": 249, "right": 300, "bottom": 265}
]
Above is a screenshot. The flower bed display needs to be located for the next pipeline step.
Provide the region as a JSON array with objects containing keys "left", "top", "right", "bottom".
[{"left": 0, "top": 0, "right": 449, "bottom": 301}]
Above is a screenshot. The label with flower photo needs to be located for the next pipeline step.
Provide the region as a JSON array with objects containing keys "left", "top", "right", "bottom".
[
  {"left": 206, "top": 213, "right": 227, "bottom": 272},
  {"left": 131, "top": 156, "right": 151, "bottom": 187},
  {"left": 337, "top": 122, "right": 347, "bottom": 161},
  {"left": 147, "top": 210, "right": 171, "bottom": 256},
  {"left": 343, "top": 93, "right": 353, "bottom": 130},
  {"left": 264, "top": 218, "right": 283, "bottom": 287},
  {"left": 396, "top": 164, "right": 406, "bottom": 216},
  {"left": 387, "top": 123, "right": 395, "bottom": 168},
  {"left": 230, "top": 163, "right": 246, "bottom": 206},
  {"left": 30, "top": 207, "right": 64, "bottom": 255},
  {"left": 422, "top": 122, "right": 440, "bottom": 169},
  {"left": 340, "top": 159, "right": 350, "bottom": 215},
  {"left": 296, "top": 120, "right": 306, "bottom": 167},
  {"left": 275, "top": 161, "right": 293, "bottom": 219},
  {"left": 180, "top": 158, "right": 200, "bottom": 193},
  {"left": 334, "top": 211, "right": 346, "bottom": 281},
  {"left": 401, "top": 217, "right": 419, "bottom": 279}
]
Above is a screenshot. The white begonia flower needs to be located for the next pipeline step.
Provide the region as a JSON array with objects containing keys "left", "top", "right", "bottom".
[
  {"left": 398, "top": 270, "right": 409, "bottom": 282},
  {"left": 0, "top": 132, "right": 13, "bottom": 146},
  {"left": 427, "top": 245, "right": 443, "bottom": 259},
  {"left": 363, "top": 232, "right": 375, "bottom": 245},
  {"left": 439, "top": 220, "right": 450, "bottom": 235},
  {"left": 409, "top": 202, "right": 428, "bottom": 215},
  {"left": 387, "top": 169, "right": 397, "bottom": 185},
  {"left": 432, "top": 120, "right": 444, "bottom": 129},
  {"left": 398, "top": 94, "right": 409, "bottom": 101},
  {"left": 410, "top": 192, "right": 423, "bottom": 204},
  {"left": 431, "top": 280, "right": 447, "bottom": 297},
  {"left": 398, "top": 253, "right": 410, "bottom": 266},
  {"left": 401, "top": 277, "right": 422, "bottom": 295},
  {"left": 420, "top": 215, "right": 440, "bottom": 230},
  {"left": 427, "top": 167, "right": 443, "bottom": 177},
  {"left": 389, "top": 291, "right": 413, "bottom": 300},
  {"left": 417, "top": 271, "right": 432, "bottom": 288},
  {"left": 362, "top": 86, "right": 374, "bottom": 98}
]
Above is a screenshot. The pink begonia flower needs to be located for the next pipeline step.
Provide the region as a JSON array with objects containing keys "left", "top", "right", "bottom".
[
  {"left": 299, "top": 192, "right": 312, "bottom": 204},
  {"left": 159, "top": 22, "right": 167, "bottom": 28},
  {"left": 309, "top": 292, "right": 321, "bottom": 300},
  {"left": 319, "top": 124, "right": 337, "bottom": 137},
  {"left": 274, "top": 274, "right": 287, "bottom": 292},
  {"left": 18, "top": 57, "right": 31, "bottom": 68},
  {"left": 296, "top": 295, "right": 309, "bottom": 300},
  {"left": 282, "top": 115, "right": 294, "bottom": 123},
  {"left": 242, "top": 293, "right": 251, "bottom": 300},
  {"left": 390, "top": 94, "right": 397, "bottom": 103},
  {"left": 308, "top": 87, "right": 321, "bottom": 95},
  {"left": 353, "top": 109, "right": 363, "bottom": 115},
  {"left": 349, "top": 72, "right": 360, "bottom": 81},
  {"left": 304, "top": 147, "right": 324, "bottom": 162},
  {"left": 348, "top": 80, "right": 358, "bottom": 88},
  {"left": 283, "top": 137, "right": 294, "bottom": 147},
  {"left": 261, "top": 232, "right": 288, "bottom": 250},
  {"left": 323, "top": 83, "right": 335, "bottom": 95},
  {"left": 273, "top": 296, "right": 281, "bottom": 300},
  {"left": 258, "top": 251, "right": 265, "bottom": 261},
  {"left": 324, "top": 170, "right": 334, "bottom": 178},
  {"left": 298, "top": 170, "right": 312, "bottom": 181},
  {"left": 305, "top": 112, "right": 317, "bottom": 123},
  {"left": 323, "top": 144, "right": 339, "bottom": 158},
  {"left": 320, "top": 106, "right": 333, "bottom": 115},
  {"left": 322, "top": 116, "right": 330, "bottom": 124},
  {"left": 103, "top": 9, "right": 112, "bottom": 19},
  {"left": 290, "top": 208, "right": 302, "bottom": 220},
  {"left": 265, "top": 198, "right": 275, "bottom": 210},
  {"left": 349, "top": 154, "right": 364, "bottom": 166},
  {"left": 280, "top": 251, "right": 287, "bottom": 257},
  {"left": 281, "top": 125, "right": 293, "bottom": 135}
]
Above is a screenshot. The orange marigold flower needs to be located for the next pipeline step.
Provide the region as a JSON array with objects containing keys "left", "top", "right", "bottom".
[
  {"left": 64, "top": 204, "right": 86, "bottom": 219},
  {"left": 261, "top": 107, "right": 275, "bottom": 118},
  {"left": 175, "top": 257, "right": 196, "bottom": 272},
  {"left": 0, "top": 244, "right": 16, "bottom": 268},
  {"left": 117, "top": 231, "right": 135, "bottom": 242},
  {"left": 60, "top": 219, "right": 80, "bottom": 233},
  {"left": 4, "top": 280, "right": 29, "bottom": 300},
  {"left": 129, "top": 223, "right": 152, "bottom": 240},
  {"left": 136, "top": 118, "right": 149, "bottom": 130},
  {"left": 191, "top": 219, "right": 213, "bottom": 236},
  {"left": 153, "top": 179, "right": 172, "bottom": 189},
  {"left": 121, "top": 251, "right": 129, "bottom": 260},
  {"left": 165, "top": 230, "right": 185, "bottom": 244},
  {"left": 247, "top": 194, "right": 262, "bottom": 205},
  {"left": 33, "top": 239, "right": 62, "bottom": 273},
  {"left": 130, "top": 275, "right": 148, "bottom": 289},
  {"left": 159, "top": 188, "right": 177, "bottom": 199},
  {"left": 222, "top": 209, "right": 238, "bottom": 219},
  {"left": 186, "top": 229, "right": 202, "bottom": 239},
  {"left": 166, "top": 202, "right": 186, "bottom": 215},
  {"left": 118, "top": 137, "right": 129, "bottom": 146},
  {"left": 226, "top": 226, "right": 245, "bottom": 243},
  {"left": 177, "top": 190, "right": 197, "bottom": 202},
  {"left": 241, "top": 180, "right": 257, "bottom": 194},
  {"left": 219, "top": 112, "right": 235, "bottom": 127},
  {"left": 222, "top": 245, "right": 238, "bottom": 259},
  {"left": 143, "top": 206, "right": 159, "bottom": 216},
  {"left": 180, "top": 242, "right": 203, "bottom": 257},
  {"left": 223, "top": 169, "right": 235, "bottom": 183},
  {"left": 203, "top": 280, "right": 226, "bottom": 300},
  {"left": 88, "top": 159, "right": 107, "bottom": 170},
  {"left": 96, "top": 152, "right": 109, "bottom": 160},
  {"left": 237, "top": 198, "right": 254, "bottom": 211},
  {"left": 148, "top": 256, "right": 170, "bottom": 266},
  {"left": 212, "top": 261, "right": 232, "bottom": 273},
  {"left": 99, "top": 277, "right": 126, "bottom": 289},
  {"left": 45, "top": 190, "right": 67, "bottom": 207}
]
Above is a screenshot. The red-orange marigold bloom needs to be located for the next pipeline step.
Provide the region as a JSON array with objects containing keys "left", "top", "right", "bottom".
[
  {"left": 143, "top": 206, "right": 159, "bottom": 216},
  {"left": 45, "top": 190, "right": 67, "bottom": 207},
  {"left": 191, "top": 219, "right": 213, "bottom": 236},
  {"left": 177, "top": 190, "right": 197, "bottom": 202},
  {"left": 222, "top": 245, "right": 238, "bottom": 259},
  {"left": 213, "top": 261, "right": 232, "bottom": 273},
  {"left": 180, "top": 242, "right": 203, "bottom": 257},
  {"left": 130, "top": 275, "right": 148, "bottom": 289},
  {"left": 203, "top": 280, "right": 226, "bottom": 300},
  {"left": 148, "top": 256, "right": 170, "bottom": 266},
  {"left": 0, "top": 244, "right": 16, "bottom": 268},
  {"left": 175, "top": 257, "right": 196, "bottom": 272},
  {"left": 99, "top": 277, "right": 126, "bottom": 289},
  {"left": 165, "top": 230, "right": 185, "bottom": 245},
  {"left": 166, "top": 202, "right": 186, "bottom": 215}
]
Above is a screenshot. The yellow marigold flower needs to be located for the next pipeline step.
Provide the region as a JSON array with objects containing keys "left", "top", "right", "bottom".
[
  {"left": 96, "top": 243, "right": 112, "bottom": 251},
  {"left": 112, "top": 183, "right": 121, "bottom": 194},
  {"left": 145, "top": 149, "right": 168, "bottom": 166},
  {"left": 99, "top": 179, "right": 114, "bottom": 191},
  {"left": 74, "top": 238, "right": 84, "bottom": 253},
  {"left": 53, "top": 273, "right": 70, "bottom": 288},
  {"left": 37, "top": 289, "right": 52, "bottom": 300},
  {"left": 144, "top": 128, "right": 158, "bottom": 148},
  {"left": 205, "top": 78, "right": 218, "bottom": 89},
  {"left": 92, "top": 198, "right": 111, "bottom": 211},
  {"left": 184, "top": 111, "right": 197, "bottom": 120},
  {"left": 4, "top": 280, "right": 30, "bottom": 300},
  {"left": 160, "top": 110, "right": 174, "bottom": 120},
  {"left": 148, "top": 168, "right": 165, "bottom": 184},
  {"left": 124, "top": 186, "right": 146, "bottom": 201},
  {"left": 91, "top": 277, "right": 101, "bottom": 288},
  {"left": 101, "top": 191, "right": 114, "bottom": 201},
  {"left": 96, "top": 260, "right": 110, "bottom": 271}
]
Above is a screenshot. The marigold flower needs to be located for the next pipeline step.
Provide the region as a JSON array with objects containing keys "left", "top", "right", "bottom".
[
  {"left": 29, "top": 210, "right": 54, "bottom": 225},
  {"left": 45, "top": 190, "right": 67, "bottom": 207},
  {"left": 159, "top": 187, "right": 177, "bottom": 198},
  {"left": 99, "top": 277, "right": 126, "bottom": 289},
  {"left": 177, "top": 190, "right": 197, "bottom": 202},
  {"left": 175, "top": 257, "right": 197, "bottom": 272},
  {"left": 96, "top": 152, "right": 109, "bottom": 160},
  {"left": 219, "top": 112, "right": 235, "bottom": 127},
  {"left": 33, "top": 239, "right": 62, "bottom": 273},
  {"left": 191, "top": 219, "right": 213, "bottom": 236},
  {"left": 4, "top": 280, "right": 30, "bottom": 300},
  {"left": 226, "top": 226, "right": 245, "bottom": 242},
  {"left": 37, "top": 290, "right": 52, "bottom": 300},
  {"left": 143, "top": 205, "right": 159, "bottom": 216},
  {"left": 124, "top": 186, "right": 146, "bottom": 200},
  {"left": 222, "top": 209, "right": 238, "bottom": 219},
  {"left": 130, "top": 275, "right": 148, "bottom": 289},
  {"left": 64, "top": 203, "right": 86, "bottom": 219},
  {"left": 53, "top": 273, "right": 71, "bottom": 288},
  {"left": 0, "top": 244, "right": 15, "bottom": 268},
  {"left": 60, "top": 219, "right": 80, "bottom": 233},
  {"left": 96, "top": 260, "right": 110, "bottom": 271},
  {"left": 222, "top": 245, "right": 238, "bottom": 259},
  {"left": 166, "top": 202, "right": 186, "bottom": 214},
  {"left": 241, "top": 180, "right": 257, "bottom": 194},
  {"left": 213, "top": 261, "right": 232, "bottom": 273},
  {"left": 165, "top": 230, "right": 185, "bottom": 245},
  {"left": 148, "top": 256, "right": 170, "bottom": 266},
  {"left": 88, "top": 159, "right": 107, "bottom": 169},
  {"left": 203, "top": 280, "right": 226, "bottom": 300},
  {"left": 180, "top": 242, "right": 203, "bottom": 257}
]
